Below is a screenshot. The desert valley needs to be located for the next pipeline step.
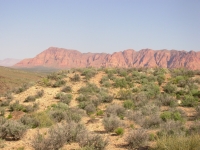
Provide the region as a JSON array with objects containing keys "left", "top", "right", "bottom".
[{"left": 0, "top": 48, "right": 200, "bottom": 150}]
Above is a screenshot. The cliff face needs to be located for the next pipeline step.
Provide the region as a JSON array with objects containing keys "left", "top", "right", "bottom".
[{"left": 14, "top": 47, "right": 200, "bottom": 70}]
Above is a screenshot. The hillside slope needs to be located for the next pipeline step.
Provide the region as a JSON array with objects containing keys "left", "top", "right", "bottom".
[{"left": 0, "top": 66, "right": 42, "bottom": 94}]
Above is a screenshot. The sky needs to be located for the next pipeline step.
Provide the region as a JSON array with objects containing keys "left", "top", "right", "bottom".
[{"left": 0, "top": 0, "right": 200, "bottom": 59}]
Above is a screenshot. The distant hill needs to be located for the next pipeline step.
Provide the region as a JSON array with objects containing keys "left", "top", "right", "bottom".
[
  {"left": 14, "top": 47, "right": 200, "bottom": 70},
  {"left": 0, "top": 58, "right": 21, "bottom": 66},
  {"left": 0, "top": 66, "right": 42, "bottom": 94}
]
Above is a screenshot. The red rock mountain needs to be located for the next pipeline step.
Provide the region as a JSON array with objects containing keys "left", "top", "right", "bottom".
[{"left": 14, "top": 47, "right": 200, "bottom": 70}]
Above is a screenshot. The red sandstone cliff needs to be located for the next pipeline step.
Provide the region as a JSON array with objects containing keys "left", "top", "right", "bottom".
[{"left": 14, "top": 47, "right": 200, "bottom": 70}]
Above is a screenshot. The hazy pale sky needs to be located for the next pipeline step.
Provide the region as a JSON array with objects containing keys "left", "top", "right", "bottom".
[{"left": 0, "top": 0, "right": 199, "bottom": 59}]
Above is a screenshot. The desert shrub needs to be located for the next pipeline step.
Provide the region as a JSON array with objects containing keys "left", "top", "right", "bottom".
[
  {"left": 181, "top": 95, "right": 198, "bottom": 107},
  {"left": 117, "top": 68, "right": 128, "bottom": 77},
  {"left": 0, "top": 99, "right": 11, "bottom": 107},
  {"left": 78, "top": 83, "right": 100, "bottom": 94},
  {"left": 141, "top": 83, "right": 160, "bottom": 99},
  {"left": 41, "top": 77, "right": 51, "bottom": 86},
  {"left": 195, "top": 106, "right": 200, "bottom": 119},
  {"left": 160, "top": 110, "right": 184, "bottom": 122},
  {"left": 78, "top": 133, "right": 108, "bottom": 150},
  {"left": 61, "top": 85, "right": 72, "bottom": 93},
  {"left": 9, "top": 101, "right": 25, "bottom": 111},
  {"left": 159, "top": 120, "right": 185, "bottom": 136},
  {"left": 100, "top": 92, "right": 113, "bottom": 103},
  {"left": 96, "top": 109, "right": 104, "bottom": 116},
  {"left": 81, "top": 68, "right": 96, "bottom": 80},
  {"left": 84, "top": 103, "right": 96, "bottom": 115},
  {"left": 142, "top": 114, "right": 162, "bottom": 129},
  {"left": 126, "top": 129, "right": 149, "bottom": 149},
  {"left": 114, "top": 78, "right": 128, "bottom": 88},
  {"left": 132, "top": 92, "right": 148, "bottom": 107},
  {"left": 188, "top": 120, "right": 200, "bottom": 135},
  {"left": 24, "top": 95, "right": 36, "bottom": 102},
  {"left": 115, "top": 127, "right": 124, "bottom": 136},
  {"left": 141, "top": 103, "right": 160, "bottom": 116},
  {"left": 32, "top": 122, "right": 84, "bottom": 150},
  {"left": 9, "top": 101, "right": 38, "bottom": 113},
  {"left": 14, "top": 83, "right": 31, "bottom": 94},
  {"left": 163, "top": 83, "right": 177, "bottom": 94},
  {"left": 106, "top": 103, "right": 125, "bottom": 118},
  {"left": 52, "top": 79, "right": 66, "bottom": 87},
  {"left": 76, "top": 94, "right": 89, "bottom": 102},
  {"left": 155, "top": 134, "right": 200, "bottom": 150},
  {"left": 100, "top": 76, "right": 109, "bottom": 84},
  {"left": 100, "top": 76, "right": 111, "bottom": 87},
  {"left": 32, "top": 111, "right": 53, "bottom": 127},
  {"left": 103, "top": 115, "right": 123, "bottom": 132},
  {"left": 49, "top": 110, "right": 65, "bottom": 123},
  {"left": 157, "top": 74, "right": 165, "bottom": 85},
  {"left": 0, "top": 108, "right": 5, "bottom": 116},
  {"left": 55, "top": 92, "right": 64, "bottom": 99},
  {"left": 65, "top": 108, "right": 84, "bottom": 123},
  {"left": 117, "top": 89, "right": 133, "bottom": 100},
  {"left": 35, "top": 90, "right": 44, "bottom": 98},
  {"left": 4, "top": 92, "right": 13, "bottom": 100},
  {"left": 71, "top": 73, "right": 81, "bottom": 82},
  {"left": 60, "top": 94, "right": 72, "bottom": 105},
  {"left": 157, "top": 93, "right": 177, "bottom": 107},
  {"left": 123, "top": 100, "right": 134, "bottom": 109},
  {"left": 0, "top": 120, "right": 27, "bottom": 140},
  {"left": 20, "top": 114, "right": 40, "bottom": 128},
  {"left": 0, "top": 138, "right": 5, "bottom": 148}
]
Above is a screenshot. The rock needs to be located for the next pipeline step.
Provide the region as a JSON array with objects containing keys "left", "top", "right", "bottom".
[{"left": 14, "top": 47, "right": 200, "bottom": 70}]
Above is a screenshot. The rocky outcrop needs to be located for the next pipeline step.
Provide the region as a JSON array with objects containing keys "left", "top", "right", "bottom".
[{"left": 14, "top": 47, "right": 200, "bottom": 70}]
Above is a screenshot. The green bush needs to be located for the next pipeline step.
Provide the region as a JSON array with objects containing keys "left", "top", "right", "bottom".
[
  {"left": 81, "top": 68, "right": 96, "bottom": 80},
  {"left": 160, "top": 111, "right": 183, "bottom": 122},
  {"left": 141, "top": 83, "right": 160, "bottom": 98},
  {"left": 163, "top": 83, "right": 177, "bottom": 94},
  {"left": 32, "top": 111, "right": 53, "bottom": 127},
  {"left": 52, "top": 79, "right": 66, "bottom": 87},
  {"left": 115, "top": 127, "right": 124, "bottom": 135},
  {"left": 117, "top": 89, "right": 133, "bottom": 100},
  {"left": 182, "top": 95, "right": 198, "bottom": 107},
  {"left": 114, "top": 78, "right": 128, "bottom": 88},
  {"left": 123, "top": 100, "right": 134, "bottom": 109}
]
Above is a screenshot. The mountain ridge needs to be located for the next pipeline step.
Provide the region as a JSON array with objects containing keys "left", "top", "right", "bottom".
[{"left": 14, "top": 47, "right": 200, "bottom": 70}]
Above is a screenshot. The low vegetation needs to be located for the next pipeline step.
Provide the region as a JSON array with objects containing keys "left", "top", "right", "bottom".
[{"left": 0, "top": 67, "right": 200, "bottom": 149}]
